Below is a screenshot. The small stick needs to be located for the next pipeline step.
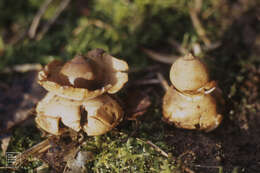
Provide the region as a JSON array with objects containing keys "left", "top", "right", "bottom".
[
  {"left": 136, "top": 138, "right": 169, "bottom": 158},
  {"left": 168, "top": 39, "right": 188, "bottom": 55},
  {"left": 129, "top": 79, "right": 160, "bottom": 86},
  {"left": 36, "top": 0, "right": 71, "bottom": 40},
  {"left": 28, "top": 0, "right": 53, "bottom": 39},
  {"left": 146, "top": 140, "right": 169, "bottom": 158},
  {"left": 0, "top": 167, "right": 17, "bottom": 171},
  {"left": 1, "top": 63, "right": 42, "bottom": 73},
  {"left": 115, "top": 130, "right": 170, "bottom": 158},
  {"left": 189, "top": 1, "right": 211, "bottom": 47},
  {"left": 194, "top": 165, "right": 223, "bottom": 169},
  {"left": 193, "top": 0, "right": 202, "bottom": 13},
  {"left": 13, "top": 136, "right": 54, "bottom": 167},
  {"left": 178, "top": 150, "right": 195, "bottom": 160},
  {"left": 184, "top": 167, "right": 196, "bottom": 173},
  {"left": 156, "top": 73, "right": 169, "bottom": 91},
  {"left": 142, "top": 48, "right": 178, "bottom": 64},
  {"left": 73, "top": 19, "right": 112, "bottom": 35}
]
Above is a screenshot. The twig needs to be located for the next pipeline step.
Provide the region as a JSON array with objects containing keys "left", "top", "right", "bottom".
[
  {"left": 142, "top": 48, "right": 178, "bottom": 64},
  {"left": 189, "top": 0, "right": 211, "bottom": 47},
  {"left": 202, "top": 41, "right": 221, "bottom": 51},
  {"left": 28, "top": 0, "right": 53, "bottom": 39},
  {"left": 184, "top": 167, "right": 196, "bottom": 173},
  {"left": 136, "top": 138, "right": 169, "bottom": 158},
  {"left": 36, "top": 0, "right": 71, "bottom": 40},
  {"left": 114, "top": 130, "right": 170, "bottom": 158},
  {"left": 168, "top": 39, "right": 188, "bottom": 55},
  {"left": 1, "top": 63, "right": 42, "bottom": 73},
  {"left": 193, "top": 0, "right": 202, "bottom": 13},
  {"left": 129, "top": 79, "right": 160, "bottom": 86},
  {"left": 13, "top": 136, "right": 54, "bottom": 167},
  {"left": 0, "top": 167, "right": 17, "bottom": 171},
  {"left": 194, "top": 165, "right": 223, "bottom": 169},
  {"left": 146, "top": 140, "right": 169, "bottom": 158},
  {"left": 156, "top": 73, "right": 169, "bottom": 91},
  {"left": 178, "top": 150, "right": 195, "bottom": 160},
  {"left": 73, "top": 19, "right": 112, "bottom": 35}
]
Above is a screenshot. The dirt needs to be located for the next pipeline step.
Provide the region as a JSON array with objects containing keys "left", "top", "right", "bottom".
[
  {"left": 0, "top": 70, "right": 46, "bottom": 135},
  {"left": 1, "top": 61, "right": 259, "bottom": 173},
  {"left": 162, "top": 62, "right": 260, "bottom": 173}
]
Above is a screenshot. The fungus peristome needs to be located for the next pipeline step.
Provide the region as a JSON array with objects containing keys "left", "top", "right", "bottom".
[
  {"left": 60, "top": 56, "right": 103, "bottom": 88},
  {"left": 169, "top": 54, "right": 209, "bottom": 92}
]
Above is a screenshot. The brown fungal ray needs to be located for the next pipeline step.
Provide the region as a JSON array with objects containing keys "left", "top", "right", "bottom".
[
  {"left": 82, "top": 95, "right": 123, "bottom": 136},
  {"left": 38, "top": 49, "right": 128, "bottom": 101},
  {"left": 35, "top": 115, "right": 62, "bottom": 135},
  {"left": 36, "top": 93, "right": 81, "bottom": 133},
  {"left": 86, "top": 48, "right": 129, "bottom": 94}
]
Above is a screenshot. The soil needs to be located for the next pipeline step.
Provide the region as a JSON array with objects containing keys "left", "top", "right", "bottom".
[
  {"left": 162, "top": 62, "right": 260, "bottom": 173},
  {"left": 1, "top": 60, "right": 259, "bottom": 173}
]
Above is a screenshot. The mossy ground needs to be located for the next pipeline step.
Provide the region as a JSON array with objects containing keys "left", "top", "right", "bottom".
[{"left": 0, "top": 0, "right": 260, "bottom": 172}]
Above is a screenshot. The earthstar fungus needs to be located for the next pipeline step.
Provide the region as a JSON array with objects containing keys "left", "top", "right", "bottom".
[
  {"left": 163, "top": 54, "right": 223, "bottom": 132},
  {"left": 36, "top": 48, "right": 128, "bottom": 135}
]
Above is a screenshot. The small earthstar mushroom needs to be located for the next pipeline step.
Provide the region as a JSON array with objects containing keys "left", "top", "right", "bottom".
[
  {"left": 36, "top": 49, "right": 127, "bottom": 136},
  {"left": 163, "top": 53, "right": 223, "bottom": 132}
]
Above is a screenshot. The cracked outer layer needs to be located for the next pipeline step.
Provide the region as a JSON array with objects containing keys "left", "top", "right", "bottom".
[
  {"left": 36, "top": 93, "right": 123, "bottom": 136},
  {"left": 162, "top": 86, "right": 222, "bottom": 132}
]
